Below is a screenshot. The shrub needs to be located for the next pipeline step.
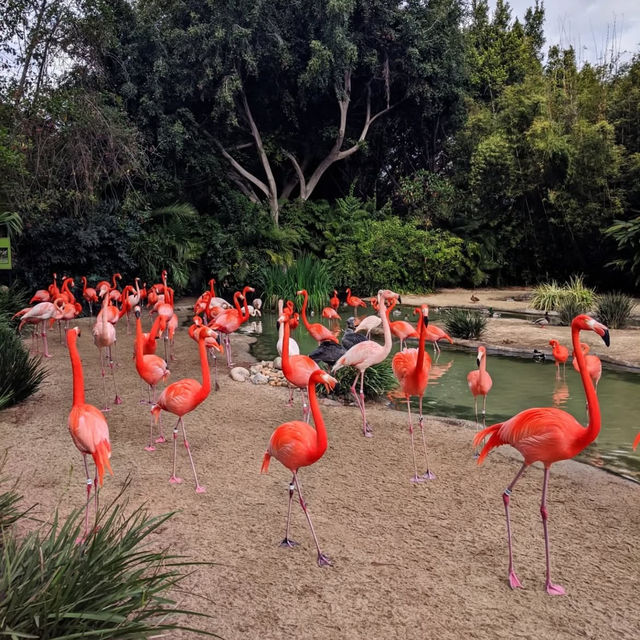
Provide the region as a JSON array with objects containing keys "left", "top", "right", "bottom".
[
  {"left": 0, "top": 282, "right": 28, "bottom": 325},
  {"left": 558, "top": 296, "right": 592, "bottom": 326},
  {"left": 443, "top": 308, "right": 487, "bottom": 339},
  {"left": 0, "top": 487, "right": 214, "bottom": 638},
  {"left": 531, "top": 280, "right": 564, "bottom": 311},
  {"left": 0, "top": 324, "right": 47, "bottom": 410},
  {"left": 595, "top": 291, "right": 635, "bottom": 328},
  {"left": 564, "top": 275, "right": 596, "bottom": 308},
  {"left": 531, "top": 275, "right": 595, "bottom": 312},
  {"left": 320, "top": 362, "right": 397, "bottom": 400}
]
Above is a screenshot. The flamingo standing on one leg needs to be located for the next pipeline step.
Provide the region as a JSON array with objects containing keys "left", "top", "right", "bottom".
[
  {"left": 151, "top": 327, "right": 217, "bottom": 492},
  {"left": 467, "top": 345, "right": 493, "bottom": 445},
  {"left": 134, "top": 307, "right": 170, "bottom": 450},
  {"left": 92, "top": 294, "right": 121, "bottom": 411},
  {"left": 66, "top": 327, "right": 113, "bottom": 541},
  {"left": 333, "top": 289, "right": 399, "bottom": 437},
  {"left": 549, "top": 339, "right": 569, "bottom": 379},
  {"left": 297, "top": 289, "right": 339, "bottom": 344},
  {"left": 392, "top": 305, "right": 435, "bottom": 481},
  {"left": 345, "top": 288, "right": 366, "bottom": 317},
  {"left": 261, "top": 369, "right": 337, "bottom": 566},
  {"left": 473, "top": 314, "right": 610, "bottom": 595}
]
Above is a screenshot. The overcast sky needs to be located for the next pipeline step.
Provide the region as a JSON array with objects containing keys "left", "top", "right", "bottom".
[{"left": 489, "top": 0, "right": 640, "bottom": 66}]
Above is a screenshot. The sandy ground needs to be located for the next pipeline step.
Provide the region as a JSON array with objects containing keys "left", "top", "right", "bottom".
[{"left": 1, "top": 291, "right": 639, "bottom": 639}]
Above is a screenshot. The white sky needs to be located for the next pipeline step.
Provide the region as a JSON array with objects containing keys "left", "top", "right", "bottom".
[{"left": 489, "top": 0, "right": 640, "bottom": 66}]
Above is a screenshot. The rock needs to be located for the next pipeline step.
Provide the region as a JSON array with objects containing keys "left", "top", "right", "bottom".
[
  {"left": 321, "top": 398, "right": 342, "bottom": 407},
  {"left": 250, "top": 373, "right": 269, "bottom": 385},
  {"left": 230, "top": 367, "right": 250, "bottom": 382},
  {"left": 273, "top": 357, "right": 282, "bottom": 370},
  {"left": 250, "top": 364, "right": 262, "bottom": 375}
]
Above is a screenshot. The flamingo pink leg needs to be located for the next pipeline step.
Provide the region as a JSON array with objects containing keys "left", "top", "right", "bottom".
[
  {"left": 406, "top": 400, "right": 424, "bottom": 483},
  {"left": 79, "top": 455, "right": 93, "bottom": 542},
  {"left": 42, "top": 324, "right": 52, "bottom": 358},
  {"left": 279, "top": 476, "right": 299, "bottom": 548},
  {"left": 503, "top": 462, "right": 528, "bottom": 589},
  {"left": 99, "top": 349, "right": 110, "bottom": 412},
  {"left": 169, "top": 421, "right": 183, "bottom": 485},
  {"left": 358, "top": 371, "right": 372, "bottom": 437},
  {"left": 179, "top": 417, "right": 205, "bottom": 493},
  {"left": 541, "top": 467, "right": 565, "bottom": 595},
  {"left": 293, "top": 472, "right": 331, "bottom": 567},
  {"left": 108, "top": 345, "right": 122, "bottom": 405},
  {"left": 418, "top": 398, "right": 435, "bottom": 480}
]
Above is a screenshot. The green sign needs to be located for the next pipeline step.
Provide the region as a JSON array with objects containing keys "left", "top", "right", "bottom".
[{"left": 0, "top": 237, "right": 11, "bottom": 270}]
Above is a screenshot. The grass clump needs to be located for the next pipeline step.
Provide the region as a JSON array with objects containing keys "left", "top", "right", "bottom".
[
  {"left": 532, "top": 275, "right": 595, "bottom": 312},
  {"left": 260, "top": 254, "right": 332, "bottom": 312},
  {"left": 320, "top": 362, "right": 397, "bottom": 400},
  {"left": 530, "top": 280, "right": 564, "bottom": 312},
  {"left": 558, "top": 296, "right": 591, "bottom": 326},
  {"left": 0, "top": 485, "right": 216, "bottom": 638},
  {"left": 595, "top": 292, "right": 635, "bottom": 329},
  {"left": 443, "top": 308, "right": 487, "bottom": 339},
  {"left": 0, "top": 282, "right": 28, "bottom": 325}
]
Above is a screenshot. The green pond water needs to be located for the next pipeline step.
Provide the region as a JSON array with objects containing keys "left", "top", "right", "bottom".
[{"left": 242, "top": 307, "right": 640, "bottom": 483}]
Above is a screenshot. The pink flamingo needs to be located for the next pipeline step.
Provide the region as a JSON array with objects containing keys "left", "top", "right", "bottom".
[
  {"left": 572, "top": 342, "right": 602, "bottom": 389},
  {"left": 321, "top": 307, "right": 340, "bottom": 320},
  {"left": 189, "top": 317, "right": 224, "bottom": 391},
  {"left": 345, "top": 288, "right": 366, "bottom": 317},
  {"left": 633, "top": 433, "right": 640, "bottom": 450},
  {"left": 473, "top": 314, "right": 610, "bottom": 595},
  {"left": 134, "top": 307, "right": 170, "bottom": 450},
  {"left": 48, "top": 272, "right": 60, "bottom": 300},
  {"left": 151, "top": 327, "right": 217, "bottom": 492},
  {"left": 330, "top": 290, "right": 340, "bottom": 311},
  {"left": 30, "top": 288, "right": 50, "bottom": 303},
  {"left": 424, "top": 324, "right": 454, "bottom": 354},
  {"left": 380, "top": 297, "right": 418, "bottom": 349},
  {"left": 261, "top": 369, "right": 337, "bottom": 566},
  {"left": 66, "top": 327, "right": 113, "bottom": 541},
  {"left": 549, "top": 339, "right": 569, "bottom": 379},
  {"left": 14, "top": 301, "right": 61, "bottom": 357},
  {"left": 353, "top": 313, "right": 381, "bottom": 338},
  {"left": 92, "top": 294, "right": 121, "bottom": 411},
  {"left": 210, "top": 286, "right": 253, "bottom": 366},
  {"left": 392, "top": 305, "right": 434, "bottom": 481},
  {"left": 332, "top": 289, "right": 399, "bottom": 437},
  {"left": 467, "top": 345, "right": 493, "bottom": 433},
  {"left": 81, "top": 276, "right": 99, "bottom": 318},
  {"left": 279, "top": 306, "right": 320, "bottom": 421},
  {"left": 297, "top": 289, "right": 339, "bottom": 344}
]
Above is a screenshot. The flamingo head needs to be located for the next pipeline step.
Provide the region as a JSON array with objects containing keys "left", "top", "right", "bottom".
[
  {"left": 573, "top": 314, "right": 610, "bottom": 346},
  {"left": 377, "top": 289, "right": 399, "bottom": 305},
  {"left": 311, "top": 369, "right": 337, "bottom": 393},
  {"left": 296, "top": 289, "right": 307, "bottom": 297},
  {"left": 134, "top": 306, "right": 141, "bottom": 318},
  {"left": 549, "top": 339, "right": 558, "bottom": 348},
  {"left": 70, "top": 326, "right": 81, "bottom": 338},
  {"left": 286, "top": 301, "right": 295, "bottom": 314},
  {"left": 476, "top": 345, "right": 487, "bottom": 367},
  {"left": 242, "top": 286, "right": 255, "bottom": 296}
]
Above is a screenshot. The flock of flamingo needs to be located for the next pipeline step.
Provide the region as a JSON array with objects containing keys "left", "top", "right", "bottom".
[{"left": 12, "top": 272, "right": 638, "bottom": 595}]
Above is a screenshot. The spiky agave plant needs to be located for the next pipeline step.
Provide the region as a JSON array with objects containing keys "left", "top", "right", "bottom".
[
  {"left": 595, "top": 292, "right": 635, "bottom": 329},
  {"left": 0, "top": 485, "right": 217, "bottom": 638}
]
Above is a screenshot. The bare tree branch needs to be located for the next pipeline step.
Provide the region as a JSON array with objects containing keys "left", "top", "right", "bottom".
[{"left": 215, "top": 140, "right": 270, "bottom": 198}]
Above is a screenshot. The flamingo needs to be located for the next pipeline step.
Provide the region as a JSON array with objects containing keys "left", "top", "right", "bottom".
[
  {"left": 467, "top": 346, "right": 493, "bottom": 450},
  {"left": 345, "top": 288, "right": 366, "bottom": 317},
  {"left": 392, "top": 305, "right": 435, "bottom": 482},
  {"left": 134, "top": 307, "right": 170, "bottom": 450},
  {"left": 66, "top": 327, "right": 113, "bottom": 541},
  {"left": 297, "top": 289, "right": 338, "bottom": 344},
  {"left": 210, "top": 286, "right": 253, "bottom": 366},
  {"left": 261, "top": 369, "right": 337, "bottom": 566},
  {"left": 108, "top": 272, "right": 123, "bottom": 303},
  {"left": 151, "top": 326, "right": 217, "bottom": 492},
  {"left": 424, "top": 324, "right": 454, "bottom": 354},
  {"left": 14, "top": 301, "right": 61, "bottom": 357},
  {"left": 48, "top": 272, "right": 60, "bottom": 300},
  {"left": 30, "top": 288, "right": 50, "bottom": 303},
  {"left": 189, "top": 317, "right": 224, "bottom": 391},
  {"left": 474, "top": 314, "right": 610, "bottom": 595},
  {"left": 633, "top": 432, "right": 640, "bottom": 450},
  {"left": 321, "top": 307, "right": 340, "bottom": 320},
  {"left": 279, "top": 306, "right": 320, "bottom": 421},
  {"left": 385, "top": 298, "right": 418, "bottom": 350},
  {"left": 332, "top": 289, "right": 399, "bottom": 437},
  {"left": 549, "top": 339, "right": 569, "bottom": 379},
  {"left": 286, "top": 301, "right": 300, "bottom": 330},
  {"left": 81, "top": 276, "right": 99, "bottom": 318},
  {"left": 92, "top": 294, "right": 121, "bottom": 411},
  {"left": 330, "top": 290, "right": 340, "bottom": 311},
  {"left": 353, "top": 313, "right": 381, "bottom": 338},
  {"left": 572, "top": 342, "right": 602, "bottom": 389}
]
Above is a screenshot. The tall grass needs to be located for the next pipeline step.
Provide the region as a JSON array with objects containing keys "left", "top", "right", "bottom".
[
  {"left": 260, "top": 254, "right": 332, "bottom": 312},
  {"left": 0, "top": 485, "right": 217, "bottom": 638},
  {"left": 531, "top": 275, "right": 595, "bottom": 312},
  {"left": 321, "top": 362, "right": 397, "bottom": 400},
  {"left": 443, "top": 308, "right": 487, "bottom": 339},
  {"left": 596, "top": 292, "right": 635, "bottom": 328},
  {"left": 0, "top": 282, "right": 29, "bottom": 325},
  {"left": 531, "top": 280, "right": 564, "bottom": 311}
]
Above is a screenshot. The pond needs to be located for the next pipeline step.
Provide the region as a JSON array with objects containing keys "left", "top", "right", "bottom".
[{"left": 242, "top": 307, "right": 640, "bottom": 483}]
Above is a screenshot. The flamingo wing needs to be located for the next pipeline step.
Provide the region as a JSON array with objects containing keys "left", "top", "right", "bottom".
[
  {"left": 333, "top": 341, "right": 384, "bottom": 371},
  {"left": 156, "top": 379, "right": 202, "bottom": 415},
  {"left": 392, "top": 349, "right": 418, "bottom": 384},
  {"left": 268, "top": 421, "right": 321, "bottom": 470}
]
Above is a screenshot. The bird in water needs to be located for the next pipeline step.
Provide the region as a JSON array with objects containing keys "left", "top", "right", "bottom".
[
  {"left": 549, "top": 339, "right": 569, "bottom": 379},
  {"left": 473, "top": 314, "right": 610, "bottom": 595},
  {"left": 261, "top": 369, "right": 337, "bottom": 566},
  {"left": 532, "top": 349, "right": 546, "bottom": 362}
]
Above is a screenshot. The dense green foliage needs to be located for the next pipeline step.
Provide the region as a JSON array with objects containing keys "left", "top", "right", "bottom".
[
  {"left": 1, "top": 0, "right": 639, "bottom": 295},
  {"left": 325, "top": 362, "right": 397, "bottom": 401},
  {"left": 595, "top": 292, "right": 635, "bottom": 329},
  {"left": 443, "top": 309, "right": 487, "bottom": 339},
  {"left": 0, "top": 486, "right": 214, "bottom": 638},
  {"left": 531, "top": 276, "right": 595, "bottom": 311}
]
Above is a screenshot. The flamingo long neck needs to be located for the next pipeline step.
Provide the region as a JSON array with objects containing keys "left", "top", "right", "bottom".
[
  {"left": 300, "top": 291, "right": 312, "bottom": 330},
  {"left": 196, "top": 333, "right": 211, "bottom": 401},
  {"left": 68, "top": 333, "right": 86, "bottom": 406},
  {"left": 277, "top": 301, "right": 285, "bottom": 344},
  {"left": 209, "top": 279, "right": 215, "bottom": 296},
  {"left": 81, "top": 277, "right": 88, "bottom": 295},
  {"left": 573, "top": 326, "right": 601, "bottom": 449},
  {"left": 416, "top": 313, "right": 428, "bottom": 370},
  {"left": 281, "top": 316, "right": 292, "bottom": 371},
  {"left": 134, "top": 314, "right": 144, "bottom": 363},
  {"left": 479, "top": 352, "right": 488, "bottom": 375},
  {"left": 241, "top": 288, "right": 251, "bottom": 321},
  {"left": 308, "top": 378, "right": 327, "bottom": 456},
  {"left": 231, "top": 292, "right": 242, "bottom": 315},
  {"left": 379, "top": 295, "right": 393, "bottom": 354}
]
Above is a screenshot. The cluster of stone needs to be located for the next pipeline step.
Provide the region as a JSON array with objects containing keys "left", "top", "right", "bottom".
[{"left": 229, "top": 358, "right": 288, "bottom": 386}]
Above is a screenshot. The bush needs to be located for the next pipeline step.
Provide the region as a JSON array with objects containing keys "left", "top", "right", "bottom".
[
  {"left": 0, "top": 324, "right": 47, "bottom": 410},
  {"left": 320, "top": 362, "right": 397, "bottom": 400},
  {"left": 0, "top": 282, "right": 28, "bottom": 325},
  {"left": 532, "top": 275, "right": 595, "bottom": 313},
  {"left": 443, "top": 308, "right": 487, "bottom": 339},
  {"left": 558, "top": 296, "right": 592, "bottom": 326},
  {"left": 531, "top": 280, "right": 564, "bottom": 311},
  {"left": 0, "top": 486, "right": 214, "bottom": 638},
  {"left": 595, "top": 291, "right": 635, "bottom": 328},
  {"left": 565, "top": 275, "right": 596, "bottom": 308}
]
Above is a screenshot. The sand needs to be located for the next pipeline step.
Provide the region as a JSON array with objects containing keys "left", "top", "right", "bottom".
[{"left": 1, "top": 289, "right": 639, "bottom": 639}]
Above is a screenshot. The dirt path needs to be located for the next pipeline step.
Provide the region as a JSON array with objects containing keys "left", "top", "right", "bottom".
[{"left": 1, "top": 311, "right": 639, "bottom": 639}]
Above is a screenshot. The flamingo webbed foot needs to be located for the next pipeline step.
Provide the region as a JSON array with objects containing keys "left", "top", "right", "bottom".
[
  {"left": 114, "top": 395, "right": 122, "bottom": 405},
  {"left": 101, "top": 407, "right": 111, "bottom": 413},
  {"left": 279, "top": 538, "right": 299, "bottom": 548},
  {"left": 195, "top": 485, "right": 206, "bottom": 494},
  {"left": 546, "top": 582, "right": 566, "bottom": 596},
  {"left": 317, "top": 553, "right": 332, "bottom": 567},
  {"left": 169, "top": 475, "right": 183, "bottom": 484},
  {"left": 508, "top": 570, "right": 523, "bottom": 590},
  {"left": 155, "top": 435, "right": 166, "bottom": 444},
  {"left": 43, "top": 353, "right": 53, "bottom": 358},
  {"left": 410, "top": 475, "right": 425, "bottom": 483},
  {"left": 422, "top": 470, "right": 436, "bottom": 480},
  {"left": 144, "top": 445, "right": 156, "bottom": 452}
]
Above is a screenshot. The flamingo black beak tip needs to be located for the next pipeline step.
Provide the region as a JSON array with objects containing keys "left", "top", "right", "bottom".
[{"left": 602, "top": 329, "right": 610, "bottom": 347}]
